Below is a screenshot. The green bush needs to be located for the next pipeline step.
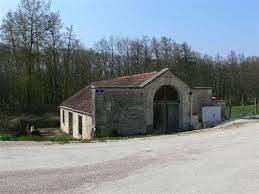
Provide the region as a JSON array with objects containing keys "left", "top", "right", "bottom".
[
  {"left": 0, "top": 134, "right": 47, "bottom": 141},
  {"left": 0, "top": 114, "right": 60, "bottom": 135},
  {"left": 0, "top": 134, "right": 11, "bottom": 141},
  {"left": 18, "top": 114, "right": 60, "bottom": 128}
]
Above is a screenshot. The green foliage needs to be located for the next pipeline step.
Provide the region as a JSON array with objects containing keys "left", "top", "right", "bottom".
[
  {"left": 0, "top": 0, "right": 259, "bottom": 114},
  {"left": 0, "top": 131, "right": 156, "bottom": 143},
  {"left": 48, "top": 134, "right": 76, "bottom": 144},
  {"left": 0, "top": 133, "right": 78, "bottom": 144},
  {"left": 228, "top": 105, "right": 257, "bottom": 119},
  {"left": 0, "top": 134, "right": 11, "bottom": 141},
  {"left": 0, "top": 134, "right": 46, "bottom": 141},
  {"left": 0, "top": 114, "right": 59, "bottom": 135}
]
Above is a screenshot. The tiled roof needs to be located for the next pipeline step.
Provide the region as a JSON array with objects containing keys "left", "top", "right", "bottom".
[
  {"left": 60, "top": 69, "right": 167, "bottom": 114},
  {"left": 60, "top": 85, "right": 92, "bottom": 114},
  {"left": 91, "top": 71, "right": 157, "bottom": 87}
]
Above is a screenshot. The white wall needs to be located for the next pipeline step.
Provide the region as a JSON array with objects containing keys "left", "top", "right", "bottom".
[
  {"left": 202, "top": 106, "right": 221, "bottom": 123},
  {"left": 60, "top": 108, "right": 93, "bottom": 139},
  {"left": 60, "top": 108, "right": 69, "bottom": 133}
]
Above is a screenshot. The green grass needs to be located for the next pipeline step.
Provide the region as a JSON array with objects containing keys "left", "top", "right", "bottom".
[
  {"left": 48, "top": 134, "right": 77, "bottom": 144},
  {"left": 0, "top": 134, "right": 46, "bottom": 141},
  {"left": 90, "top": 134, "right": 155, "bottom": 142},
  {"left": 0, "top": 132, "right": 158, "bottom": 144},
  {"left": 227, "top": 104, "right": 258, "bottom": 119},
  {"left": 0, "top": 133, "right": 77, "bottom": 144}
]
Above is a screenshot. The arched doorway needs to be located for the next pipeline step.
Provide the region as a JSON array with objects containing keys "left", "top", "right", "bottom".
[{"left": 153, "top": 85, "right": 180, "bottom": 133}]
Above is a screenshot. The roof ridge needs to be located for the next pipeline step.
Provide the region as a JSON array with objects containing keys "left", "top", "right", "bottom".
[
  {"left": 140, "top": 68, "right": 170, "bottom": 87},
  {"left": 115, "top": 71, "right": 158, "bottom": 79},
  {"left": 91, "top": 70, "right": 158, "bottom": 85}
]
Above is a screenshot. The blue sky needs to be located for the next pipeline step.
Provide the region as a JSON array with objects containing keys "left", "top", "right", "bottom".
[{"left": 0, "top": 0, "right": 258, "bottom": 56}]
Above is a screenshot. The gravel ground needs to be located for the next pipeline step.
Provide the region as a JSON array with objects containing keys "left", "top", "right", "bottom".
[{"left": 0, "top": 119, "right": 259, "bottom": 194}]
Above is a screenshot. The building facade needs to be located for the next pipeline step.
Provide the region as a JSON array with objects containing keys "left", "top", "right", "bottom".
[{"left": 60, "top": 68, "right": 225, "bottom": 139}]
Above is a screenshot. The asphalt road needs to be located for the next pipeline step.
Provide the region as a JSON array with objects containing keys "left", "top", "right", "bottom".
[{"left": 1, "top": 119, "right": 259, "bottom": 194}]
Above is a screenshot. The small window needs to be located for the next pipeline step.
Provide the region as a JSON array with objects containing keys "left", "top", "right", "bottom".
[
  {"left": 62, "top": 110, "right": 65, "bottom": 124},
  {"left": 78, "top": 115, "right": 82, "bottom": 135}
]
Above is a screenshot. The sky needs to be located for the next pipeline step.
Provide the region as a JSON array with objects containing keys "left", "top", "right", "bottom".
[{"left": 0, "top": 0, "right": 258, "bottom": 56}]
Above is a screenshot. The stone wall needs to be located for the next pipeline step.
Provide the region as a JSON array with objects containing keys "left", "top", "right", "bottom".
[
  {"left": 94, "top": 88, "right": 146, "bottom": 136},
  {"left": 60, "top": 108, "right": 92, "bottom": 139},
  {"left": 61, "top": 70, "right": 225, "bottom": 138},
  {"left": 192, "top": 88, "right": 213, "bottom": 122},
  {"left": 212, "top": 100, "right": 227, "bottom": 120},
  {"left": 144, "top": 71, "right": 192, "bottom": 131},
  {"left": 61, "top": 73, "right": 218, "bottom": 138},
  {"left": 94, "top": 71, "right": 196, "bottom": 135}
]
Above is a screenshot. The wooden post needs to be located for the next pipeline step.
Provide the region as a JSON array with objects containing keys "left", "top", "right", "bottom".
[{"left": 242, "top": 94, "right": 244, "bottom": 117}]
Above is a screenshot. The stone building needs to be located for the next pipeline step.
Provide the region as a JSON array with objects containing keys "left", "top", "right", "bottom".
[{"left": 60, "top": 68, "right": 225, "bottom": 139}]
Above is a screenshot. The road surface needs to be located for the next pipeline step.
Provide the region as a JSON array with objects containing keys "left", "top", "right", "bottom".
[{"left": 1, "top": 119, "right": 259, "bottom": 193}]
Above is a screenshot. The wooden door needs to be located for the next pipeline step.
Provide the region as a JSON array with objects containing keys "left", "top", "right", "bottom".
[
  {"left": 154, "top": 103, "right": 164, "bottom": 130},
  {"left": 167, "top": 104, "right": 179, "bottom": 132}
]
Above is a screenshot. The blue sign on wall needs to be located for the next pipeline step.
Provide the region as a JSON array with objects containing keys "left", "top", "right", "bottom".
[{"left": 96, "top": 89, "right": 104, "bottom": 95}]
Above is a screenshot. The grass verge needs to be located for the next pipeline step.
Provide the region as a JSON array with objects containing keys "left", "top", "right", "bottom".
[
  {"left": 228, "top": 105, "right": 257, "bottom": 119},
  {"left": 0, "top": 133, "right": 160, "bottom": 144},
  {"left": 0, "top": 134, "right": 77, "bottom": 144}
]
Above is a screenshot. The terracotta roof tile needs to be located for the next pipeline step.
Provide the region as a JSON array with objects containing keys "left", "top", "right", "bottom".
[
  {"left": 92, "top": 71, "right": 157, "bottom": 87},
  {"left": 61, "top": 85, "right": 92, "bottom": 114},
  {"left": 60, "top": 71, "right": 159, "bottom": 114}
]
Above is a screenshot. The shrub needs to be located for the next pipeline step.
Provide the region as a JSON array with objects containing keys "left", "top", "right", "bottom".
[
  {"left": 0, "top": 114, "right": 60, "bottom": 135},
  {"left": 111, "top": 129, "right": 120, "bottom": 137},
  {"left": 0, "top": 134, "right": 11, "bottom": 141}
]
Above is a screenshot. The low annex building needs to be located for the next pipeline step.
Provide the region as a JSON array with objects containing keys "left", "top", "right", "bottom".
[{"left": 60, "top": 68, "right": 225, "bottom": 139}]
